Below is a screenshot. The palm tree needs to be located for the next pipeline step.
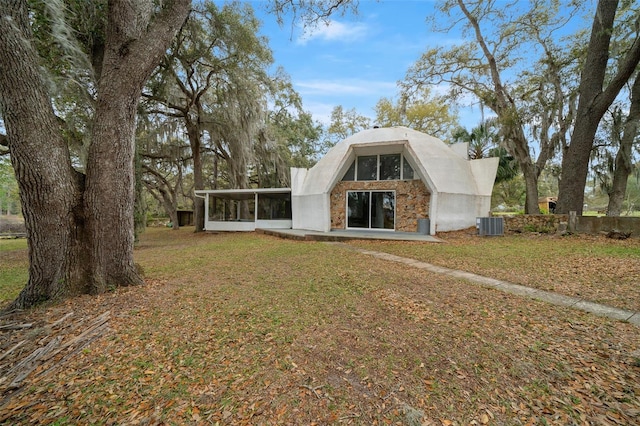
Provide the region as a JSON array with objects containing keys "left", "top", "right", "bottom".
[{"left": 452, "top": 121, "right": 518, "bottom": 183}]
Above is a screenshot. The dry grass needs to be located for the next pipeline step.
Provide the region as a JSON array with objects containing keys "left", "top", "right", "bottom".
[{"left": 0, "top": 228, "right": 638, "bottom": 425}]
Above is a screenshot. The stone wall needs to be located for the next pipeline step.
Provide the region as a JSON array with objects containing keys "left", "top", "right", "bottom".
[
  {"left": 330, "top": 180, "right": 430, "bottom": 232},
  {"left": 502, "top": 214, "right": 568, "bottom": 233},
  {"left": 501, "top": 214, "right": 640, "bottom": 237}
]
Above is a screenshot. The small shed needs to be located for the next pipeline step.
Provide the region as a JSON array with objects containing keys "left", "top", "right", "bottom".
[
  {"left": 538, "top": 197, "right": 557, "bottom": 214},
  {"left": 176, "top": 210, "right": 194, "bottom": 226}
]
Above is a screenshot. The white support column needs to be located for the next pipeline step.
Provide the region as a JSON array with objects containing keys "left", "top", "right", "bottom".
[
  {"left": 203, "top": 194, "right": 209, "bottom": 230},
  {"left": 254, "top": 192, "right": 259, "bottom": 223}
]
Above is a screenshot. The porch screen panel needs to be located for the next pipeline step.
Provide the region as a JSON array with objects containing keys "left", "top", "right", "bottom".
[
  {"left": 257, "top": 194, "right": 292, "bottom": 220},
  {"left": 209, "top": 195, "right": 225, "bottom": 220}
]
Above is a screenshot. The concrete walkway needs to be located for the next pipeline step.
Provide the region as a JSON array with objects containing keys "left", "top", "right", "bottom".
[
  {"left": 258, "top": 228, "right": 441, "bottom": 242},
  {"left": 335, "top": 243, "right": 640, "bottom": 328}
]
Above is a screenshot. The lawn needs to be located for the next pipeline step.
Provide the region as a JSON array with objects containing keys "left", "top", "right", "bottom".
[
  {"left": 0, "top": 228, "right": 639, "bottom": 425},
  {"left": 348, "top": 230, "right": 640, "bottom": 312},
  {"left": 0, "top": 238, "right": 28, "bottom": 307}
]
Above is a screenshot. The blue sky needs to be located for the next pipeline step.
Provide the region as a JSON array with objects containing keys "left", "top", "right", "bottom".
[
  {"left": 249, "top": 0, "right": 468, "bottom": 127},
  {"left": 226, "top": 1, "right": 595, "bottom": 133}
]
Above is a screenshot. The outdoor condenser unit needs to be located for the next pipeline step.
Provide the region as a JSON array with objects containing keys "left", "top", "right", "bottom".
[{"left": 476, "top": 217, "right": 504, "bottom": 236}]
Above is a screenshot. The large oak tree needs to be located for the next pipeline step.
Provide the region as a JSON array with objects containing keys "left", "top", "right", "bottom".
[
  {"left": 404, "top": 0, "right": 580, "bottom": 214},
  {"left": 556, "top": 0, "right": 640, "bottom": 214},
  {"left": 607, "top": 73, "right": 640, "bottom": 216},
  {"left": 0, "top": 0, "right": 191, "bottom": 309}
]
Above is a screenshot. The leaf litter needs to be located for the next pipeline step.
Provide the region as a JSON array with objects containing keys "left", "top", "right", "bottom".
[{"left": 0, "top": 228, "right": 638, "bottom": 425}]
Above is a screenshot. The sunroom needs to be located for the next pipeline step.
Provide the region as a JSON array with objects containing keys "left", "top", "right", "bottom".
[{"left": 194, "top": 188, "right": 292, "bottom": 232}]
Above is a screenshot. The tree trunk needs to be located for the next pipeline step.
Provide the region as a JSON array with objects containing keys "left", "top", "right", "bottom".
[
  {"left": 457, "top": 0, "right": 540, "bottom": 214},
  {"left": 557, "top": 0, "right": 640, "bottom": 214},
  {"left": 161, "top": 188, "right": 180, "bottom": 230},
  {"left": 521, "top": 162, "right": 540, "bottom": 215},
  {"left": 607, "top": 73, "right": 640, "bottom": 216},
  {"left": 500, "top": 128, "right": 540, "bottom": 214},
  {"left": 0, "top": 0, "right": 191, "bottom": 309},
  {"left": 187, "top": 123, "right": 205, "bottom": 232},
  {"left": 85, "top": 0, "right": 191, "bottom": 291},
  {"left": 0, "top": 0, "right": 88, "bottom": 308},
  {"left": 84, "top": 83, "right": 145, "bottom": 292},
  {"left": 134, "top": 148, "right": 147, "bottom": 241}
]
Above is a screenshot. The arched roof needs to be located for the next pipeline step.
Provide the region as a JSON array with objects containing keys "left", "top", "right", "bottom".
[{"left": 298, "top": 126, "right": 484, "bottom": 196}]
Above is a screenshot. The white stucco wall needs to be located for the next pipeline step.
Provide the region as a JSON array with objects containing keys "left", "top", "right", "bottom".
[
  {"left": 433, "top": 193, "right": 469, "bottom": 232},
  {"left": 290, "top": 167, "right": 309, "bottom": 196},
  {"left": 470, "top": 157, "right": 500, "bottom": 196},
  {"left": 291, "top": 193, "right": 331, "bottom": 232},
  {"left": 433, "top": 193, "right": 492, "bottom": 232}
]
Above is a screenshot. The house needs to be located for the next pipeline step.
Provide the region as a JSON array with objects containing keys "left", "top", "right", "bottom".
[{"left": 196, "top": 126, "right": 498, "bottom": 235}]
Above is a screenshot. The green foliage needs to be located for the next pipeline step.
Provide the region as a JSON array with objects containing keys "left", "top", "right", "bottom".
[
  {"left": 490, "top": 147, "right": 519, "bottom": 184},
  {"left": 452, "top": 122, "right": 497, "bottom": 159},
  {"left": 139, "top": 0, "right": 322, "bottom": 200},
  {"left": 404, "top": 0, "right": 590, "bottom": 213},
  {"left": 523, "top": 223, "right": 553, "bottom": 234},
  {"left": 451, "top": 121, "right": 519, "bottom": 183},
  {"left": 262, "top": 70, "right": 324, "bottom": 176},
  {"left": 491, "top": 173, "right": 525, "bottom": 210},
  {"left": 375, "top": 88, "right": 459, "bottom": 139},
  {"left": 324, "top": 105, "right": 371, "bottom": 149}
]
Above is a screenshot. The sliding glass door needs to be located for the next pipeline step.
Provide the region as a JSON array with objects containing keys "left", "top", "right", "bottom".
[{"left": 347, "top": 191, "right": 395, "bottom": 230}]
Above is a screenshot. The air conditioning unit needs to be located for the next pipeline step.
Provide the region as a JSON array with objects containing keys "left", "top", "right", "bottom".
[{"left": 476, "top": 217, "right": 504, "bottom": 236}]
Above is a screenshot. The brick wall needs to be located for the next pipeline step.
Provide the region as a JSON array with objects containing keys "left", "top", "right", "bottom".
[{"left": 330, "top": 180, "right": 430, "bottom": 232}]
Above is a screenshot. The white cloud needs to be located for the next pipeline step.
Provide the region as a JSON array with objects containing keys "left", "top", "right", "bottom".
[
  {"left": 295, "top": 78, "right": 397, "bottom": 96},
  {"left": 296, "top": 20, "right": 370, "bottom": 45},
  {"left": 293, "top": 78, "right": 397, "bottom": 125},
  {"left": 301, "top": 101, "right": 336, "bottom": 125}
]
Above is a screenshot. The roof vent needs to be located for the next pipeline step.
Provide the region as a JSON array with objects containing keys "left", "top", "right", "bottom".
[{"left": 476, "top": 217, "right": 504, "bottom": 236}]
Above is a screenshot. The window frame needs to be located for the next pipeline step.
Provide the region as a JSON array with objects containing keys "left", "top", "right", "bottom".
[
  {"left": 346, "top": 190, "right": 396, "bottom": 231},
  {"left": 342, "top": 154, "right": 416, "bottom": 181}
]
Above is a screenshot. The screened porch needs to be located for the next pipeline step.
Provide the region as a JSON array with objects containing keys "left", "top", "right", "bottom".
[{"left": 194, "top": 188, "right": 292, "bottom": 232}]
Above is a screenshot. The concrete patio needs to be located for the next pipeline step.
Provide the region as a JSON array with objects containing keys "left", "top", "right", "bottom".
[{"left": 256, "top": 228, "right": 442, "bottom": 242}]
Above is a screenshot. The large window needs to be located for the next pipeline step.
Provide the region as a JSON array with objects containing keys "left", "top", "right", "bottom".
[
  {"left": 379, "top": 154, "right": 401, "bottom": 180},
  {"left": 356, "top": 155, "right": 378, "bottom": 180},
  {"left": 342, "top": 154, "right": 415, "bottom": 181},
  {"left": 347, "top": 191, "right": 395, "bottom": 230}
]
